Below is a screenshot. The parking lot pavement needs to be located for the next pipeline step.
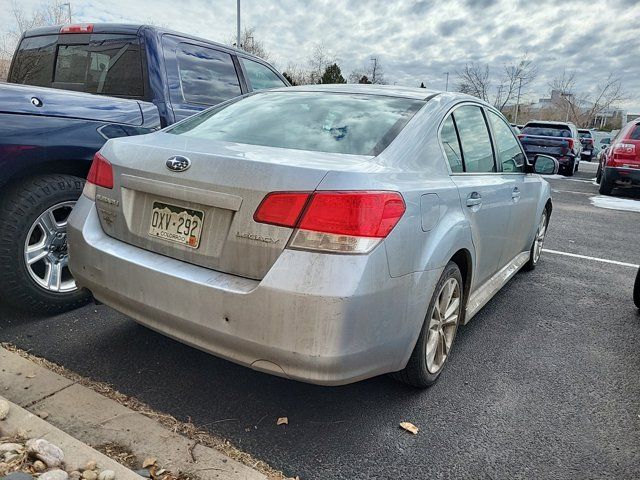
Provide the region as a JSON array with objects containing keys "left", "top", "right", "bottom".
[{"left": 1, "top": 161, "right": 639, "bottom": 479}]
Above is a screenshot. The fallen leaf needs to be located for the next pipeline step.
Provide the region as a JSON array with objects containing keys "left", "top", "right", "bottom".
[
  {"left": 399, "top": 421, "right": 419, "bottom": 434},
  {"left": 142, "top": 457, "right": 157, "bottom": 468},
  {"left": 156, "top": 469, "right": 166, "bottom": 476},
  {"left": 276, "top": 417, "right": 288, "bottom": 426}
]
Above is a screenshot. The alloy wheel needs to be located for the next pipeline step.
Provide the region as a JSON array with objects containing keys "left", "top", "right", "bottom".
[
  {"left": 23, "top": 201, "right": 77, "bottom": 293},
  {"left": 425, "top": 277, "right": 461, "bottom": 374},
  {"left": 533, "top": 211, "right": 548, "bottom": 264}
]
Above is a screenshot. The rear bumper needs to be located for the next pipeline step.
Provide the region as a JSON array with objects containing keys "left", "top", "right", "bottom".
[
  {"left": 68, "top": 197, "right": 439, "bottom": 385},
  {"left": 604, "top": 166, "right": 640, "bottom": 185}
]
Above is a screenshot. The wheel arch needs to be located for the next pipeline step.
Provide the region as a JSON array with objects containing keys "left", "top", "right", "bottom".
[{"left": 449, "top": 248, "right": 473, "bottom": 323}]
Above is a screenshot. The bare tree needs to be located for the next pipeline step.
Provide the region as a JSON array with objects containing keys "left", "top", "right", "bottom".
[
  {"left": 348, "top": 57, "right": 387, "bottom": 85},
  {"left": 227, "top": 27, "right": 270, "bottom": 61},
  {"left": 457, "top": 54, "right": 537, "bottom": 111},
  {"left": 307, "top": 43, "right": 335, "bottom": 84},
  {"left": 0, "top": 1, "right": 71, "bottom": 81}
]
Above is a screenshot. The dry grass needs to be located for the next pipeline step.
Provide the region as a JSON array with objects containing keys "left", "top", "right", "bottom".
[
  {"left": 94, "top": 442, "right": 138, "bottom": 469},
  {"left": 1, "top": 343, "right": 288, "bottom": 479}
]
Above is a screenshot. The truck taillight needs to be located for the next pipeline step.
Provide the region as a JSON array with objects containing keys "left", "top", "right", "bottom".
[
  {"left": 254, "top": 191, "right": 406, "bottom": 254},
  {"left": 83, "top": 152, "right": 113, "bottom": 200},
  {"left": 60, "top": 24, "right": 94, "bottom": 33}
]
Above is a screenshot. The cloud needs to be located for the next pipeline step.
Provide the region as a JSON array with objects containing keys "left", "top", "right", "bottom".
[{"left": 1, "top": 0, "right": 638, "bottom": 111}]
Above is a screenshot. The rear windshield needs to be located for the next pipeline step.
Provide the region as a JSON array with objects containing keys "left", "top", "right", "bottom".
[
  {"left": 578, "top": 131, "right": 592, "bottom": 138},
  {"left": 9, "top": 34, "right": 144, "bottom": 98},
  {"left": 522, "top": 124, "right": 572, "bottom": 138},
  {"left": 167, "top": 92, "right": 426, "bottom": 156},
  {"left": 630, "top": 125, "right": 640, "bottom": 140}
]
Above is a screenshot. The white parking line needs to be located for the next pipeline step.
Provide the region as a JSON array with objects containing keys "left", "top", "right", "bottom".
[{"left": 542, "top": 248, "right": 639, "bottom": 268}]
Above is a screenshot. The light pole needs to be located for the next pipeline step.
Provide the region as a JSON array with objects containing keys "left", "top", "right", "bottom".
[
  {"left": 514, "top": 77, "right": 522, "bottom": 125},
  {"left": 60, "top": 2, "right": 71, "bottom": 23},
  {"left": 445, "top": 72, "right": 449, "bottom": 92},
  {"left": 560, "top": 92, "right": 571, "bottom": 122},
  {"left": 236, "top": 0, "right": 241, "bottom": 48}
]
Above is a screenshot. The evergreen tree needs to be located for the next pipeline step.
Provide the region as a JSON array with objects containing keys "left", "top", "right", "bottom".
[
  {"left": 420, "top": 82, "right": 426, "bottom": 88},
  {"left": 358, "top": 75, "right": 372, "bottom": 84},
  {"left": 283, "top": 71, "right": 297, "bottom": 86},
  {"left": 320, "top": 63, "right": 346, "bottom": 84}
]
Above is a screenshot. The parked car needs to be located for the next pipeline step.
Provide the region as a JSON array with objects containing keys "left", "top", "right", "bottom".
[
  {"left": 68, "top": 85, "right": 558, "bottom": 387},
  {"left": 519, "top": 120, "right": 582, "bottom": 176},
  {"left": 596, "top": 119, "right": 640, "bottom": 195},
  {"left": 0, "top": 23, "right": 288, "bottom": 313},
  {"left": 578, "top": 129, "right": 596, "bottom": 161}
]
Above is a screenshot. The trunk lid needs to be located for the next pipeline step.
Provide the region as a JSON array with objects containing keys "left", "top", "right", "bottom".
[
  {"left": 519, "top": 134, "right": 574, "bottom": 159},
  {"left": 95, "top": 132, "right": 376, "bottom": 280}
]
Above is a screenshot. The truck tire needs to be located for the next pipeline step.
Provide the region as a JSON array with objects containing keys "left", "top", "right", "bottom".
[
  {"left": 392, "top": 262, "right": 463, "bottom": 388},
  {"left": 598, "top": 172, "right": 614, "bottom": 196},
  {"left": 0, "top": 175, "right": 90, "bottom": 313}
]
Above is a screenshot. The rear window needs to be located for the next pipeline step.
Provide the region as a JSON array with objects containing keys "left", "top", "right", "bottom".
[
  {"left": 522, "top": 124, "right": 572, "bottom": 138},
  {"left": 630, "top": 125, "right": 640, "bottom": 140},
  {"left": 10, "top": 34, "right": 144, "bottom": 97},
  {"left": 168, "top": 92, "right": 425, "bottom": 156},
  {"left": 578, "top": 131, "right": 592, "bottom": 139}
]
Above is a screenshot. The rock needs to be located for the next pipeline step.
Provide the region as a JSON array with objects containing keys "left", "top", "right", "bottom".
[
  {"left": 141, "top": 458, "right": 156, "bottom": 469},
  {"left": 69, "top": 471, "right": 82, "bottom": 480},
  {"left": 3, "top": 472, "right": 34, "bottom": 480},
  {"left": 39, "top": 470, "right": 69, "bottom": 480},
  {"left": 0, "top": 442, "right": 24, "bottom": 453},
  {"left": 84, "top": 460, "right": 97, "bottom": 471},
  {"left": 25, "top": 439, "right": 64, "bottom": 468},
  {"left": 33, "top": 460, "right": 47, "bottom": 471},
  {"left": 97, "top": 470, "right": 115, "bottom": 480},
  {"left": 133, "top": 470, "right": 151, "bottom": 479},
  {"left": 82, "top": 470, "right": 97, "bottom": 480},
  {"left": 0, "top": 399, "right": 10, "bottom": 420},
  {"left": 4, "top": 452, "right": 20, "bottom": 463},
  {"left": 36, "top": 411, "right": 50, "bottom": 420}
]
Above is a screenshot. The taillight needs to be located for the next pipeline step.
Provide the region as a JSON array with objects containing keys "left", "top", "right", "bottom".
[
  {"left": 254, "top": 191, "right": 406, "bottom": 254},
  {"left": 613, "top": 143, "right": 636, "bottom": 156},
  {"left": 60, "top": 24, "right": 94, "bottom": 33},
  {"left": 565, "top": 138, "right": 574, "bottom": 150},
  {"left": 83, "top": 152, "right": 113, "bottom": 200}
]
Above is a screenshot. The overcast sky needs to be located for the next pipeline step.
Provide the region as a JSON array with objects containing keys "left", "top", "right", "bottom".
[{"left": 2, "top": 0, "right": 639, "bottom": 111}]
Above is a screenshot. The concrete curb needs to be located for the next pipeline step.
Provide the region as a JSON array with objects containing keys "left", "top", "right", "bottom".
[
  {"left": 0, "top": 347, "right": 266, "bottom": 480},
  {"left": 0, "top": 395, "right": 143, "bottom": 480}
]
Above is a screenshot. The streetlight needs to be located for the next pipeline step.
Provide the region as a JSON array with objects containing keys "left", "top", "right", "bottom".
[
  {"left": 236, "top": 0, "right": 241, "bottom": 49},
  {"left": 60, "top": 2, "right": 71, "bottom": 23},
  {"left": 444, "top": 72, "right": 449, "bottom": 92},
  {"left": 560, "top": 92, "right": 572, "bottom": 122}
]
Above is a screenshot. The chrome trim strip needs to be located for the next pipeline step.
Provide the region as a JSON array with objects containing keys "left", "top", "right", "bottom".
[
  {"left": 464, "top": 251, "right": 530, "bottom": 324},
  {"left": 121, "top": 174, "right": 243, "bottom": 211}
]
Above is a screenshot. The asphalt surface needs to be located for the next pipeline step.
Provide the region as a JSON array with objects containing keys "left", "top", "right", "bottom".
[{"left": 2, "top": 162, "right": 639, "bottom": 479}]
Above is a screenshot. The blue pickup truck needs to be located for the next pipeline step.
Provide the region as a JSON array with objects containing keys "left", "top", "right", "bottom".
[{"left": 0, "top": 23, "right": 288, "bottom": 313}]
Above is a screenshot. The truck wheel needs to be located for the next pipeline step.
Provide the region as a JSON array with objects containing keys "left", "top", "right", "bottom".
[
  {"left": 598, "top": 173, "right": 614, "bottom": 196},
  {"left": 392, "top": 262, "right": 463, "bottom": 388},
  {"left": 0, "top": 175, "right": 90, "bottom": 313}
]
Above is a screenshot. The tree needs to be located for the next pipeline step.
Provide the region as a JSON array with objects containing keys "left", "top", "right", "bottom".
[
  {"left": 456, "top": 54, "right": 537, "bottom": 110},
  {"left": 228, "top": 27, "right": 270, "bottom": 60},
  {"left": 282, "top": 71, "right": 297, "bottom": 86},
  {"left": 320, "top": 63, "right": 346, "bottom": 84},
  {"left": 358, "top": 75, "right": 371, "bottom": 84},
  {"left": 1, "top": 1, "right": 72, "bottom": 81},
  {"left": 348, "top": 57, "right": 387, "bottom": 85},
  {"left": 307, "top": 43, "right": 335, "bottom": 84},
  {"left": 420, "top": 82, "right": 426, "bottom": 88}
]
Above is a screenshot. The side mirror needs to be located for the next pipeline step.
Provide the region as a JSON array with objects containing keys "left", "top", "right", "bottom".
[{"left": 532, "top": 154, "right": 559, "bottom": 175}]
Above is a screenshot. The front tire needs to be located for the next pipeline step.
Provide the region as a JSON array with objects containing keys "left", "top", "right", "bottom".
[
  {"left": 524, "top": 209, "right": 549, "bottom": 271},
  {"left": 392, "top": 262, "right": 463, "bottom": 388},
  {"left": 0, "top": 175, "right": 90, "bottom": 313}
]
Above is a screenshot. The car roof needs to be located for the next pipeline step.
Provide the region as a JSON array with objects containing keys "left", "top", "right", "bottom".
[
  {"left": 259, "top": 83, "right": 448, "bottom": 100},
  {"left": 20, "top": 23, "right": 267, "bottom": 62}
]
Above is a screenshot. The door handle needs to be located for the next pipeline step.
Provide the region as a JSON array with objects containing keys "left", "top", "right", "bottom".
[{"left": 466, "top": 192, "right": 482, "bottom": 208}]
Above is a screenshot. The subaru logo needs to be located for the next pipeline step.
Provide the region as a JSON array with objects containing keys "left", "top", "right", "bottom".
[{"left": 166, "top": 155, "right": 191, "bottom": 172}]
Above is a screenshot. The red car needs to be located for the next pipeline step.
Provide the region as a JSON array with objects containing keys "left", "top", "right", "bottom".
[{"left": 597, "top": 119, "right": 640, "bottom": 195}]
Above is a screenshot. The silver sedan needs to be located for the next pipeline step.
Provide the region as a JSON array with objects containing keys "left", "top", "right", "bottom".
[{"left": 68, "top": 85, "right": 557, "bottom": 387}]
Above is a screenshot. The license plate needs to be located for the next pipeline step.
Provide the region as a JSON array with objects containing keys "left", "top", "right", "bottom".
[
  {"left": 148, "top": 201, "right": 204, "bottom": 248},
  {"left": 583, "top": 150, "right": 592, "bottom": 155}
]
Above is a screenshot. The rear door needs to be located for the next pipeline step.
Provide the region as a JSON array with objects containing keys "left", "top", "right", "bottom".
[
  {"left": 445, "top": 104, "right": 514, "bottom": 288},
  {"left": 486, "top": 108, "right": 540, "bottom": 265},
  {"left": 161, "top": 35, "right": 245, "bottom": 121}
]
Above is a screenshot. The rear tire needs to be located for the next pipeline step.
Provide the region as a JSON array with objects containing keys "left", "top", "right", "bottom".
[
  {"left": 596, "top": 163, "right": 602, "bottom": 183},
  {"left": 563, "top": 161, "right": 575, "bottom": 177},
  {"left": 392, "top": 262, "right": 463, "bottom": 388},
  {"left": 599, "top": 172, "right": 614, "bottom": 196},
  {"left": 634, "top": 268, "right": 640, "bottom": 310},
  {"left": 0, "top": 175, "right": 90, "bottom": 314}
]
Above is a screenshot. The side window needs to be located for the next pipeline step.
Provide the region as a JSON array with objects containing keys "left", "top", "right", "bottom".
[
  {"left": 452, "top": 106, "right": 496, "bottom": 173},
  {"left": 487, "top": 110, "right": 525, "bottom": 173},
  {"left": 9, "top": 36, "right": 57, "bottom": 87},
  {"left": 241, "top": 58, "right": 286, "bottom": 91},
  {"left": 441, "top": 115, "right": 463, "bottom": 172},
  {"left": 176, "top": 43, "right": 241, "bottom": 105}
]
